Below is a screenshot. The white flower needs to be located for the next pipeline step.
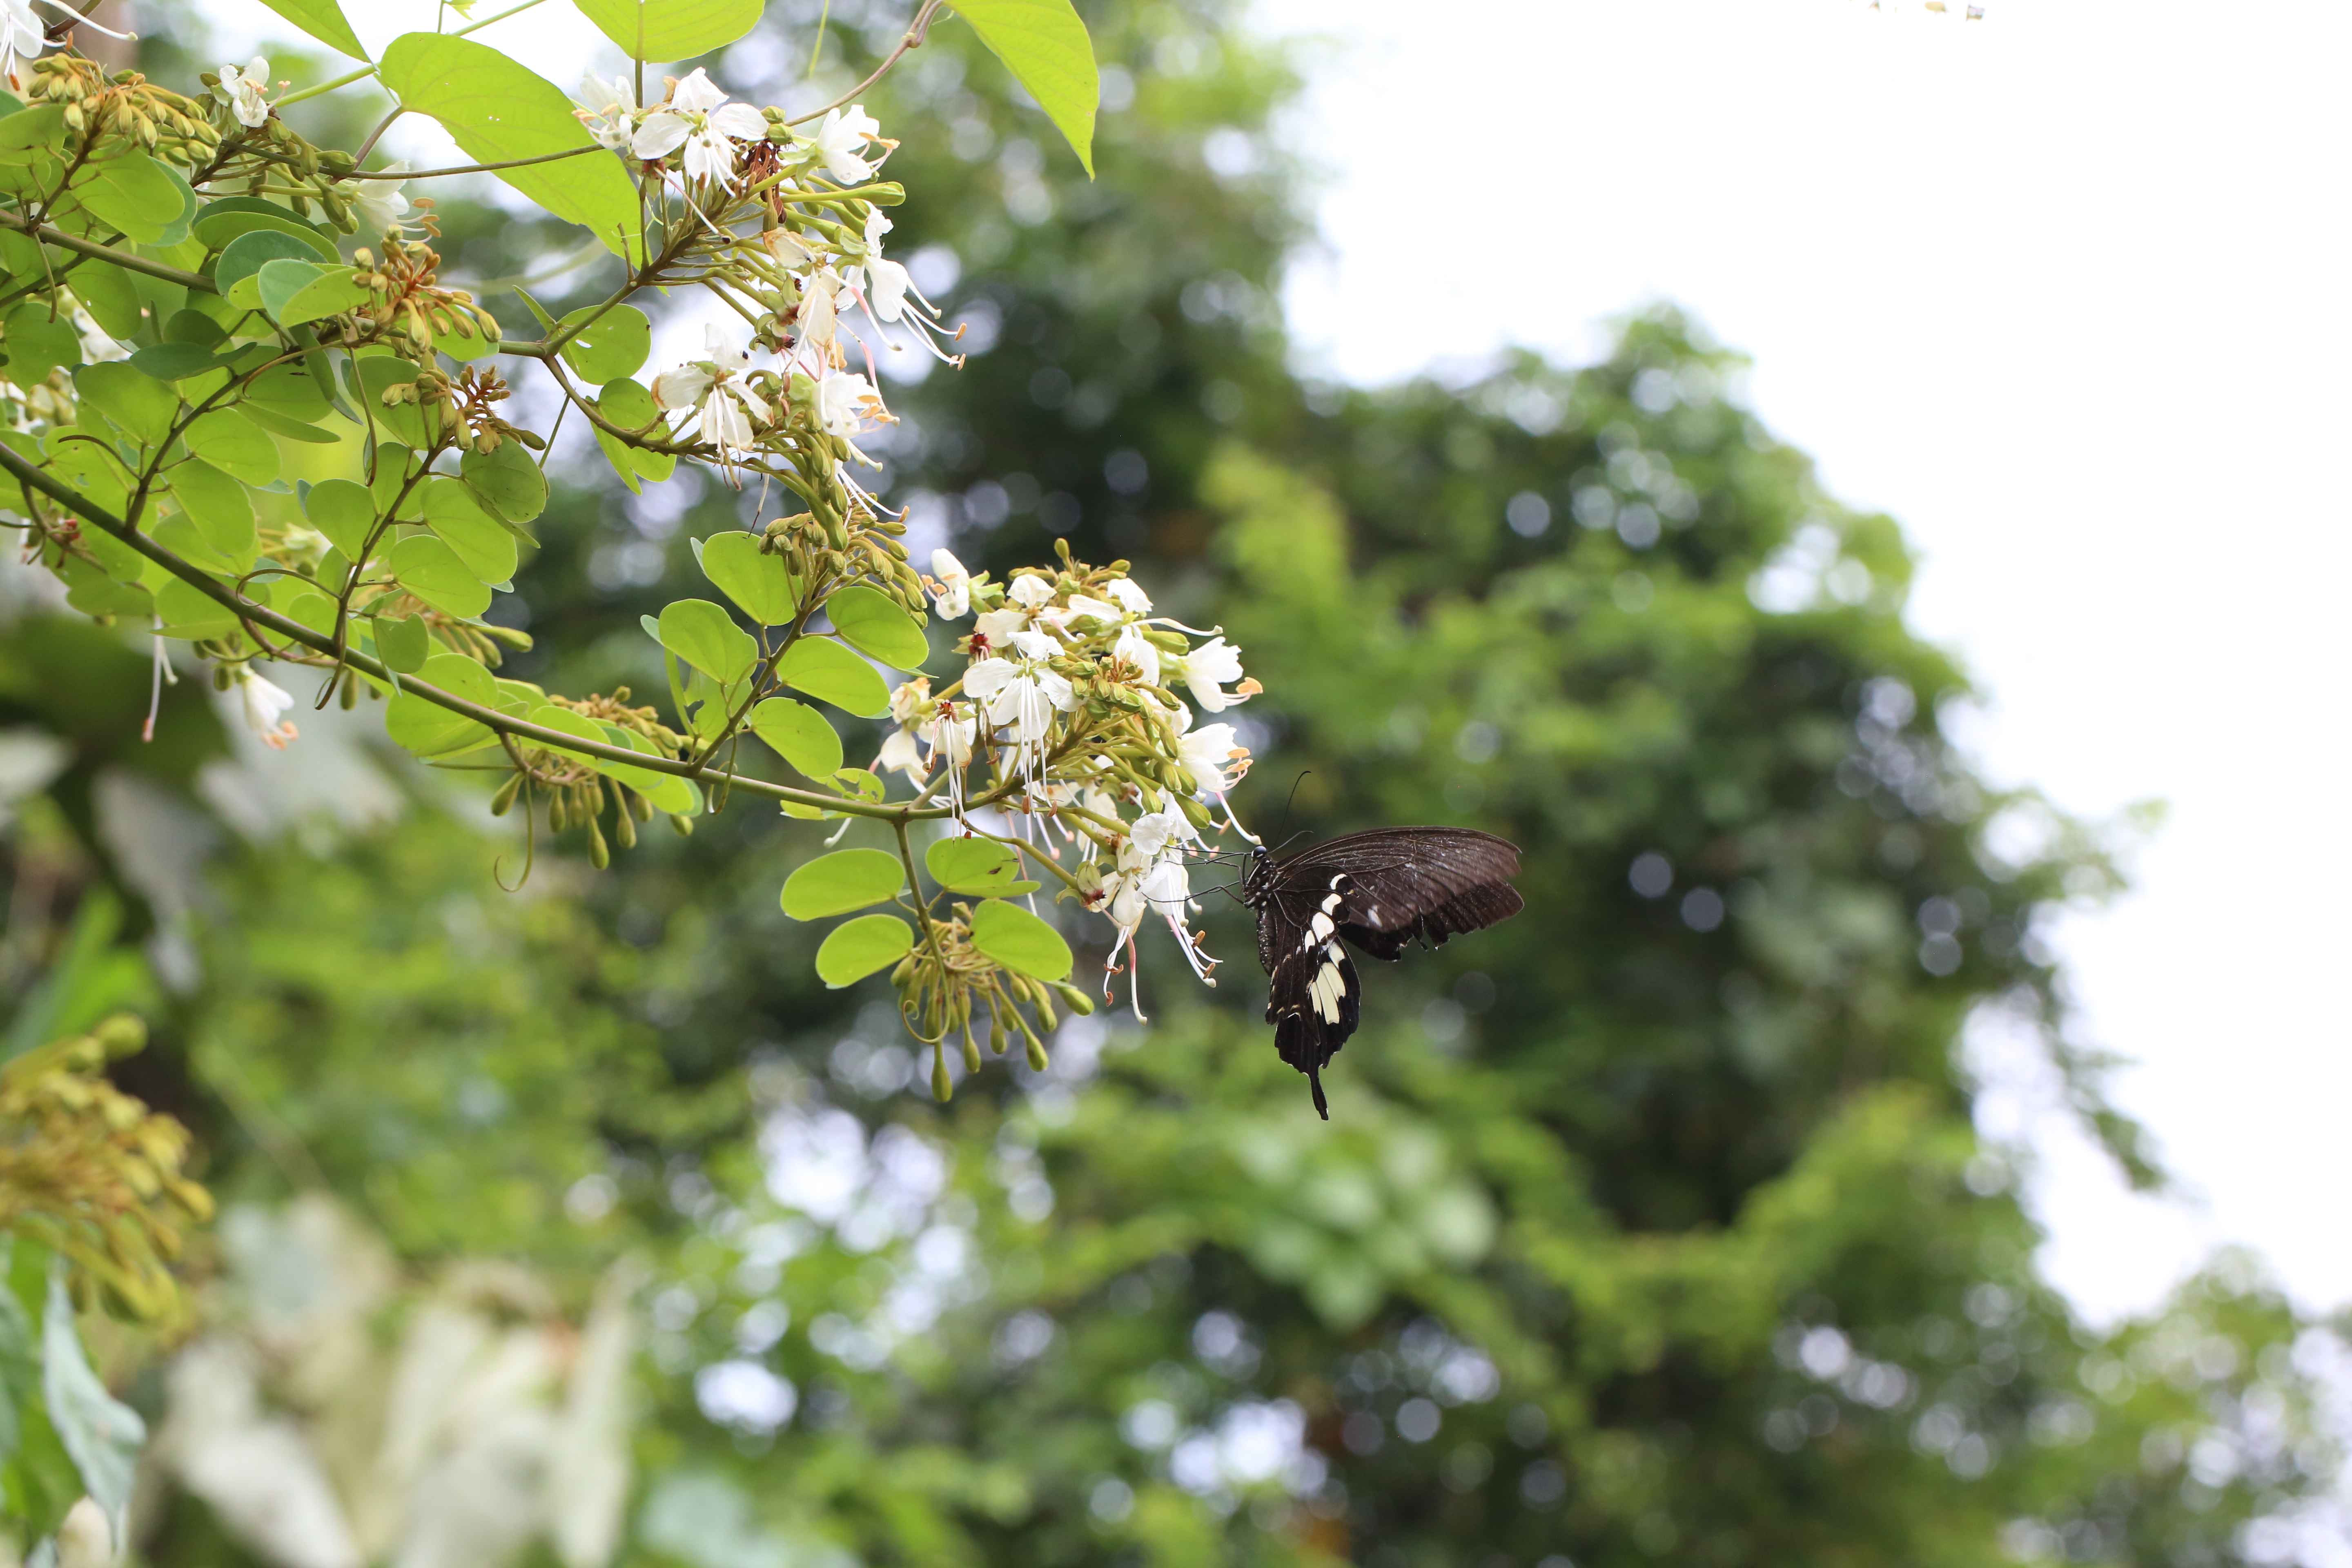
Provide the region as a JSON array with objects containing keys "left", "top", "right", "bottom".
[
  {"left": 810, "top": 105, "right": 882, "bottom": 183},
  {"left": 1007, "top": 573, "right": 1054, "bottom": 610},
  {"left": 1105, "top": 577, "right": 1152, "bottom": 614},
  {"left": 235, "top": 666, "right": 298, "bottom": 750},
  {"left": 699, "top": 385, "right": 757, "bottom": 455},
  {"left": 1170, "top": 635, "right": 1254, "bottom": 713},
  {"left": 876, "top": 726, "right": 924, "bottom": 780},
  {"left": 631, "top": 68, "right": 767, "bottom": 187},
  {"left": 1009, "top": 623, "right": 1061, "bottom": 661},
  {"left": 1177, "top": 721, "right": 1246, "bottom": 795},
  {"left": 964, "top": 657, "right": 1074, "bottom": 740},
  {"left": 1061, "top": 594, "right": 1120, "bottom": 625},
  {"left": 215, "top": 56, "right": 272, "bottom": 129},
  {"left": 816, "top": 372, "right": 884, "bottom": 438},
  {"left": 1, "top": 0, "right": 51, "bottom": 89},
  {"left": 349, "top": 162, "right": 411, "bottom": 238},
  {"left": 972, "top": 608, "right": 1025, "bottom": 651},
  {"left": 888, "top": 675, "right": 931, "bottom": 724},
  {"left": 762, "top": 227, "right": 815, "bottom": 269},
  {"left": 573, "top": 72, "right": 637, "bottom": 150},
  {"left": 1108, "top": 623, "right": 1159, "bottom": 687},
  {"left": 927, "top": 550, "right": 971, "bottom": 619},
  {"left": 1126, "top": 808, "right": 1196, "bottom": 864},
  {"left": 794, "top": 269, "right": 842, "bottom": 362},
  {"left": 924, "top": 705, "right": 976, "bottom": 769},
  {"left": 651, "top": 363, "right": 713, "bottom": 411}
]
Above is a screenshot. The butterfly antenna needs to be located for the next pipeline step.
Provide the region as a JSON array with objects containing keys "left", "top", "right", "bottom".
[{"left": 1285, "top": 770, "right": 1313, "bottom": 821}]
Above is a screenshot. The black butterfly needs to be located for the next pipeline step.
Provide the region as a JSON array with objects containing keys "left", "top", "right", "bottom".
[{"left": 1238, "top": 827, "right": 1523, "bottom": 1118}]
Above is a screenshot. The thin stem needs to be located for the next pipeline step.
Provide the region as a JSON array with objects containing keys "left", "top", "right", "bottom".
[
  {"left": 453, "top": 0, "right": 549, "bottom": 36},
  {"left": 341, "top": 145, "right": 601, "bottom": 180},
  {"left": 0, "top": 211, "right": 216, "bottom": 292},
  {"left": 353, "top": 106, "right": 408, "bottom": 167},
  {"left": 788, "top": 0, "right": 945, "bottom": 126},
  {"left": 275, "top": 63, "right": 377, "bottom": 109}
]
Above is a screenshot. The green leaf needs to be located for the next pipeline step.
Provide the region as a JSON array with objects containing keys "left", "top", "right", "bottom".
[
  {"left": 952, "top": 0, "right": 1099, "bottom": 176},
  {"left": 254, "top": 0, "right": 370, "bottom": 59},
  {"left": 927, "top": 836, "right": 1039, "bottom": 897},
  {"left": 374, "top": 613, "right": 430, "bottom": 673},
  {"left": 168, "top": 459, "right": 256, "bottom": 562},
  {"left": 379, "top": 35, "right": 642, "bottom": 258},
  {"left": 969, "top": 898, "right": 1074, "bottom": 981},
  {"left": 255, "top": 258, "right": 370, "bottom": 326},
  {"left": 239, "top": 402, "right": 340, "bottom": 445},
  {"left": 422, "top": 476, "right": 519, "bottom": 585},
  {"left": 3, "top": 302, "right": 80, "bottom": 387},
  {"left": 182, "top": 409, "right": 280, "bottom": 486},
  {"left": 828, "top": 767, "right": 884, "bottom": 803},
  {"left": 39, "top": 1266, "right": 141, "bottom": 1543},
  {"left": 781, "top": 847, "right": 905, "bottom": 920},
  {"left": 571, "top": 0, "right": 763, "bottom": 60},
  {"left": 73, "top": 362, "right": 175, "bottom": 448},
  {"left": 589, "top": 378, "right": 673, "bottom": 492},
  {"left": 128, "top": 342, "right": 229, "bottom": 381},
  {"left": 390, "top": 534, "right": 493, "bottom": 619},
  {"left": 592, "top": 724, "right": 698, "bottom": 814},
  {"left": 557, "top": 303, "right": 650, "bottom": 385},
  {"left": 657, "top": 598, "right": 758, "bottom": 685},
  {"left": 814, "top": 913, "right": 914, "bottom": 988},
  {"left": 460, "top": 440, "right": 548, "bottom": 525},
  {"left": 216, "top": 229, "right": 320, "bottom": 310},
  {"left": 191, "top": 201, "right": 339, "bottom": 260},
  {"left": 826, "top": 584, "right": 929, "bottom": 669},
  {"left": 347, "top": 352, "right": 429, "bottom": 449},
  {"left": 385, "top": 652, "right": 499, "bottom": 755},
  {"left": 69, "top": 256, "right": 141, "bottom": 339},
  {"left": 153, "top": 574, "right": 239, "bottom": 639},
  {"left": 748, "top": 696, "right": 842, "bottom": 778},
  {"left": 524, "top": 702, "right": 608, "bottom": 762},
  {"left": 777, "top": 637, "right": 889, "bottom": 717},
  {"left": 245, "top": 361, "right": 335, "bottom": 424},
  {"left": 301, "top": 477, "right": 376, "bottom": 558},
  {"left": 699, "top": 530, "right": 799, "bottom": 625},
  {"left": 77, "top": 151, "right": 193, "bottom": 245}
]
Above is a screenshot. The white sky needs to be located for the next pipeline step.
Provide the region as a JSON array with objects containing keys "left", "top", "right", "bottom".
[
  {"left": 1256, "top": 0, "right": 2352, "bottom": 1323},
  {"left": 179, "top": 0, "right": 2352, "bottom": 1324}
]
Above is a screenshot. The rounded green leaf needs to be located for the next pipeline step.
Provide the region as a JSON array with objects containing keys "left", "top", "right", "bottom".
[
  {"left": 192, "top": 202, "right": 339, "bottom": 260},
  {"left": 254, "top": 259, "right": 369, "bottom": 327},
  {"left": 390, "top": 534, "right": 493, "bottom": 619},
  {"left": 782, "top": 847, "right": 906, "bottom": 920},
  {"left": 128, "top": 342, "right": 229, "bottom": 381},
  {"left": 169, "top": 459, "right": 255, "bottom": 561},
  {"left": 748, "top": 696, "right": 842, "bottom": 778},
  {"left": 302, "top": 477, "right": 376, "bottom": 559},
  {"left": 826, "top": 584, "right": 930, "bottom": 669},
  {"left": 815, "top": 913, "right": 915, "bottom": 989},
  {"left": 216, "top": 230, "right": 320, "bottom": 308},
  {"left": 245, "top": 361, "right": 334, "bottom": 424},
  {"left": 79, "top": 151, "right": 194, "bottom": 245},
  {"left": 70, "top": 257, "right": 140, "bottom": 339},
  {"left": 460, "top": 441, "right": 548, "bottom": 525},
  {"left": 3, "top": 301, "right": 80, "bottom": 387},
  {"left": 658, "top": 598, "right": 759, "bottom": 685},
  {"left": 423, "top": 476, "right": 519, "bottom": 585},
  {"left": 777, "top": 636, "right": 889, "bottom": 717},
  {"left": 588, "top": 378, "right": 673, "bottom": 492},
  {"left": 153, "top": 575, "right": 239, "bottom": 640},
  {"left": 385, "top": 653, "right": 499, "bottom": 756},
  {"left": 349, "top": 353, "right": 430, "bottom": 449},
  {"left": 970, "top": 898, "right": 1075, "bottom": 982},
  {"left": 74, "top": 362, "right": 175, "bottom": 448},
  {"left": 374, "top": 613, "right": 430, "bottom": 673},
  {"left": 557, "top": 304, "right": 650, "bottom": 385},
  {"left": 380, "top": 34, "right": 642, "bottom": 259},
  {"left": 952, "top": 0, "right": 1100, "bottom": 176},
  {"left": 181, "top": 409, "right": 279, "bottom": 485},
  {"left": 572, "top": 0, "right": 764, "bottom": 61},
  {"left": 699, "top": 530, "right": 800, "bottom": 624},
  {"left": 927, "top": 836, "right": 1040, "bottom": 896}
]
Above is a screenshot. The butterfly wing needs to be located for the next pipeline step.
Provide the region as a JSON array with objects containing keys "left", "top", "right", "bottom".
[
  {"left": 1260, "top": 866, "right": 1365, "bottom": 1120},
  {"left": 1257, "top": 829, "right": 1523, "bottom": 1119},
  {"left": 1283, "top": 827, "right": 1524, "bottom": 962}
]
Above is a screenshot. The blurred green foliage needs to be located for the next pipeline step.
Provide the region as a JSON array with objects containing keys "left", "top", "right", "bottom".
[{"left": 0, "top": 0, "right": 2334, "bottom": 1563}]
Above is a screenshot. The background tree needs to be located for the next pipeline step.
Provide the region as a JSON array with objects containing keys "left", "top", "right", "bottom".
[{"left": 0, "top": 0, "right": 2333, "bottom": 1563}]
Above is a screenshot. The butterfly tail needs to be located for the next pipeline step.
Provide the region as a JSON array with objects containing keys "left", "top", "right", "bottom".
[{"left": 1308, "top": 1061, "right": 1329, "bottom": 1120}]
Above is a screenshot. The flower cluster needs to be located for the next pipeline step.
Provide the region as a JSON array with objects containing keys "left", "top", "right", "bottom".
[{"left": 884, "top": 549, "right": 1262, "bottom": 1013}]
